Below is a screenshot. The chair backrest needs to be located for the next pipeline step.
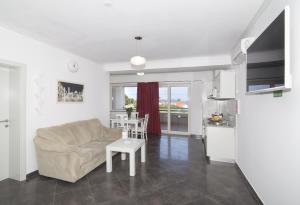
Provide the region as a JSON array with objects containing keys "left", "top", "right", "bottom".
[
  {"left": 122, "top": 121, "right": 130, "bottom": 130},
  {"left": 143, "top": 114, "right": 149, "bottom": 132},
  {"left": 116, "top": 114, "right": 128, "bottom": 128},
  {"left": 131, "top": 112, "right": 139, "bottom": 119},
  {"left": 116, "top": 113, "right": 128, "bottom": 119}
]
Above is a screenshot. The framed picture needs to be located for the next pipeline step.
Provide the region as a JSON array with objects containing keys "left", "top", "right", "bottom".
[{"left": 57, "top": 81, "right": 84, "bottom": 103}]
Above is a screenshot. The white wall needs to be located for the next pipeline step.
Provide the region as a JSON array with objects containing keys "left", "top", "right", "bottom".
[
  {"left": 104, "top": 55, "right": 231, "bottom": 72},
  {"left": 110, "top": 71, "right": 213, "bottom": 135},
  {"left": 0, "top": 26, "right": 109, "bottom": 174},
  {"left": 234, "top": 0, "right": 300, "bottom": 204}
]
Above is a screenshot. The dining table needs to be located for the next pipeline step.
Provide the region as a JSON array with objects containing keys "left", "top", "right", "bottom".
[{"left": 110, "top": 117, "right": 144, "bottom": 138}]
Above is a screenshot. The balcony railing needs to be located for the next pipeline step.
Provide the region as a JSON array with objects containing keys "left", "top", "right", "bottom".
[{"left": 159, "top": 109, "right": 189, "bottom": 132}]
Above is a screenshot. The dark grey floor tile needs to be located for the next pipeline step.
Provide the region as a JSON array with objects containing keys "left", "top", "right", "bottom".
[
  {"left": 87, "top": 170, "right": 113, "bottom": 186},
  {"left": 95, "top": 197, "right": 138, "bottom": 205},
  {"left": 91, "top": 180, "right": 129, "bottom": 204},
  {"left": 0, "top": 179, "right": 23, "bottom": 200},
  {"left": 18, "top": 180, "right": 56, "bottom": 195},
  {"left": 25, "top": 172, "right": 56, "bottom": 183},
  {"left": 10, "top": 180, "right": 56, "bottom": 205},
  {"left": 55, "top": 176, "right": 89, "bottom": 194},
  {"left": 135, "top": 190, "right": 172, "bottom": 205},
  {"left": 0, "top": 196, "right": 15, "bottom": 205},
  {"left": 14, "top": 193, "right": 54, "bottom": 205},
  {"left": 0, "top": 135, "right": 259, "bottom": 205},
  {"left": 54, "top": 188, "right": 95, "bottom": 205}
]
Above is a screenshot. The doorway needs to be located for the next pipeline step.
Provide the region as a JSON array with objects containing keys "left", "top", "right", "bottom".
[
  {"left": 0, "top": 60, "right": 26, "bottom": 181},
  {"left": 159, "top": 83, "right": 190, "bottom": 135}
]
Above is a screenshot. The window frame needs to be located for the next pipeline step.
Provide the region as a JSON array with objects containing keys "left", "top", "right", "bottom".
[{"left": 110, "top": 83, "right": 137, "bottom": 111}]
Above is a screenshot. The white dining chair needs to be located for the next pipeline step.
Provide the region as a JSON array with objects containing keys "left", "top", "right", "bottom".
[
  {"left": 115, "top": 114, "right": 128, "bottom": 128},
  {"left": 131, "top": 112, "right": 139, "bottom": 119},
  {"left": 116, "top": 113, "right": 128, "bottom": 118},
  {"left": 143, "top": 114, "right": 149, "bottom": 140},
  {"left": 127, "top": 111, "right": 139, "bottom": 134},
  {"left": 132, "top": 114, "right": 149, "bottom": 140}
]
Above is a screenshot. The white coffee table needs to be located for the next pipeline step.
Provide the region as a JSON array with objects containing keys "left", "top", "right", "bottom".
[{"left": 106, "top": 138, "right": 146, "bottom": 176}]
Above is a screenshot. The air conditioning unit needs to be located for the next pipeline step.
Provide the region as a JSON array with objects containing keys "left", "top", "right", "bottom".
[{"left": 232, "top": 37, "right": 255, "bottom": 64}]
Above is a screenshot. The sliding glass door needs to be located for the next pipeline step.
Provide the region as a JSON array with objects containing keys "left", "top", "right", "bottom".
[
  {"left": 170, "top": 86, "right": 189, "bottom": 133},
  {"left": 159, "top": 84, "right": 190, "bottom": 134}
]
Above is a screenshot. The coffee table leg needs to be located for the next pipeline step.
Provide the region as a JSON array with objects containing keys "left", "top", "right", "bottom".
[
  {"left": 106, "top": 148, "right": 112, "bottom": 173},
  {"left": 129, "top": 151, "right": 136, "bottom": 176},
  {"left": 141, "top": 144, "right": 146, "bottom": 163},
  {"left": 121, "top": 152, "right": 126, "bottom": 160}
]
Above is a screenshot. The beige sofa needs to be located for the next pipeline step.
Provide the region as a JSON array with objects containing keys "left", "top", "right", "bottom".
[{"left": 34, "top": 119, "right": 121, "bottom": 183}]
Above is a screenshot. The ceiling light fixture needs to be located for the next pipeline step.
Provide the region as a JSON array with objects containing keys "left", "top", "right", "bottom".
[
  {"left": 137, "top": 72, "right": 145, "bottom": 76},
  {"left": 131, "top": 36, "right": 146, "bottom": 67}
]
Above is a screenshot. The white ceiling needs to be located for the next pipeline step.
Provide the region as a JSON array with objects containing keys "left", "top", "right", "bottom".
[{"left": 0, "top": 0, "right": 264, "bottom": 64}]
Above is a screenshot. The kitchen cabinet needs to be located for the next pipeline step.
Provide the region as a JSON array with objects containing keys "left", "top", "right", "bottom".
[
  {"left": 206, "top": 126, "right": 235, "bottom": 163},
  {"left": 213, "top": 71, "right": 236, "bottom": 99}
]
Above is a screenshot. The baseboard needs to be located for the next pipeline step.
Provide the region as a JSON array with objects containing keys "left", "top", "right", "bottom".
[
  {"left": 26, "top": 170, "right": 39, "bottom": 180},
  {"left": 235, "top": 164, "right": 264, "bottom": 205},
  {"left": 210, "top": 157, "right": 235, "bottom": 163}
]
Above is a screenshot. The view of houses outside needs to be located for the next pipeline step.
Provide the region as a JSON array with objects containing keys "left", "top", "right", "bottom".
[{"left": 159, "top": 87, "right": 189, "bottom": 109}]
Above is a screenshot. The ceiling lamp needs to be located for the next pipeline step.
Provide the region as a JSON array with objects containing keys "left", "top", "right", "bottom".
[
  {"left": 131, "top": 36, "right": 146, "bottom": 67},
  {"left": 131, "top": 56, "right": 146, "bottom": 66},
  {"left": 137, "top": 72, "right": 145, "bottom": 76}
]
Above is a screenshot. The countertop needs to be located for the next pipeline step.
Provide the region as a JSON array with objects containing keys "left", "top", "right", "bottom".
[{"left": 204, "top": 119, "right": 235, "bottom": 128}]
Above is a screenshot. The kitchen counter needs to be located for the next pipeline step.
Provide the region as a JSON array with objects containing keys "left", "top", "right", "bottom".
[
  {"left": 203, "top": 118, "right": 236, "bottom": 163},
  {"left": 205, "top": 125, "right": 235, "bottom": 163}
]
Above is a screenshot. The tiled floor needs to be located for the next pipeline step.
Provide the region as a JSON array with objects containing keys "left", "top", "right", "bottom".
[{"left": 0, "top": 135, "right": 259, "bottom": 205}]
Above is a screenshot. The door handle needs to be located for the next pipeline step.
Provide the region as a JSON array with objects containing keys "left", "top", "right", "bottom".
[{"left": 0, "top": 119, "right": 9, "bottom": 123}]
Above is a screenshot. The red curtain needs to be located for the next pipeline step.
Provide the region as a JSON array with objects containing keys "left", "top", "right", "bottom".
[{"left": 137, "top": 82, "right": 161, "bottom": 135}]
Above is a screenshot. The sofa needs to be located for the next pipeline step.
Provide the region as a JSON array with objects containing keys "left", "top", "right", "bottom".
[{"left": 34, "top": 119, "right": 122, "bottom": 183}]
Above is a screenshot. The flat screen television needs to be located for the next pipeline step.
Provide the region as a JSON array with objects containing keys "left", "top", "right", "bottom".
[{"left": 246, "top": 7, "right": 291, "bottom": 93}]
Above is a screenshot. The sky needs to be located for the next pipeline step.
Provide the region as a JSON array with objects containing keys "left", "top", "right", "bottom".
[{"left": 124, "top": 87, "right": 137, "bottom": 99}]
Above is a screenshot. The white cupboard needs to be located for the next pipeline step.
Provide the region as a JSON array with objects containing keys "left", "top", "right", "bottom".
[
  {"left": 213, "top": 71, "right": 236, "bottom": 99},
  {"left": 206, "top": 126, "right": 235, "bottom": 163}
]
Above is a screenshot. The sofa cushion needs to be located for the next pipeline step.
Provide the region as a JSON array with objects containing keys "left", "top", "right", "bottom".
[
  {"left": 78, "top": 141, "right": 108, "bottom": 166},
  {"left": 64, "top": 121, "right": 93, "bottom": 146},
  {"left": 37, "top": 125, "right": 77, "bottom": 146},
  {"left": 85, "top": 119, "right": 105, "bottom": 141},
  {"left": 38, "top": 119, "right": 105, "bottom": 146}
]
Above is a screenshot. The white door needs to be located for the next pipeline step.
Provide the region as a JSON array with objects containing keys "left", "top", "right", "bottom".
[{"left": 0, "top": 67, "right": 10, "bottom": 181}]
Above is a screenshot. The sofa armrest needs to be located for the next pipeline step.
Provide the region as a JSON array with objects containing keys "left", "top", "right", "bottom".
[
  {"left": 35, "top": 147, "right": 82, "bottom": 182},
  {"left": 102, "top": 127, "right": 122, "bottom": 140}
]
